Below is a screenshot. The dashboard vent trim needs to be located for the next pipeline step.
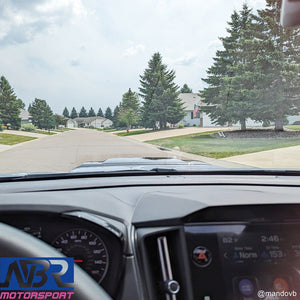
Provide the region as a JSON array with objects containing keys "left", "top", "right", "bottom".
[{"left": 157, "top": 236, "right": 180, "bottom": 300}]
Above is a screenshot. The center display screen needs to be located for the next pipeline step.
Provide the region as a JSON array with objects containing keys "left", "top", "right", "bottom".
[{"left": 184, "top": 223, "right": 300, "bottom": 300}]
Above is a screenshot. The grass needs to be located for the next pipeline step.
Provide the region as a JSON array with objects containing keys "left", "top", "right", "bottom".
[
  {"left": 0, "top": 133, "right": 37, "bottom": 145},
  {"left": 54, "top": 128, "right": 75, "bottom": 132},
  {"left": 147, "top": 131, "right": 300, "bottom": 159},
  {"left": 285, "top": 125, "right": 300, "bottom": 131},
  {"left": 116, "top": 129, "right": 152, "bottom": 136},
  {"left": 36, "top": 130, "right": 56, "bottom": 135}
]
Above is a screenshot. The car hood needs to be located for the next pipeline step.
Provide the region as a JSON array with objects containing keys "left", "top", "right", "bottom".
[{"left": 70, "top": 157, "right": 224, "bottom": 173}]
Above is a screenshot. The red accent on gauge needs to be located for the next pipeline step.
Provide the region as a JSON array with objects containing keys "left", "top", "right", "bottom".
[{"left": 74, "top": 259, "right": 83, "bottom": 263}]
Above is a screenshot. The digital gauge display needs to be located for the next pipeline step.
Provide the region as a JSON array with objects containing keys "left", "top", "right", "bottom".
[{"left": 52, "top": 228, "right": 109, "bottom": 283}]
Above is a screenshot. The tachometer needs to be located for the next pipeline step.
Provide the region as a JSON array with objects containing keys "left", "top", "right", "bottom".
[{"left": 52, "top": 228, "right": 109, "bottom": 283}]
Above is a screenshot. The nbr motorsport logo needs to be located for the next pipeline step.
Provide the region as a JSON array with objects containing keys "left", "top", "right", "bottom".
[{"left": 0, "top": 258, "right": 74, "bottom": 290}]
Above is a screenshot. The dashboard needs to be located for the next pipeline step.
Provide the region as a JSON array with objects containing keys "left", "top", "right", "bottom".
[
  {"left": 0, "top": 173, "right": 300, "bottom": 299},
  {"left": 0, "top": 212, "right": 123, "bottom": 298}
]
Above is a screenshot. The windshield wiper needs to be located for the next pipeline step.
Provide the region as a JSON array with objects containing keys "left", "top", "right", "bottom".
[{"left": 1, "top": 169, "right": 300, "bottom": 183}]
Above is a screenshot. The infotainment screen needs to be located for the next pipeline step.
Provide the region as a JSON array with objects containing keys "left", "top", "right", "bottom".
[{"left": 184, "top": 223, "right": 300, "bottom": 300}]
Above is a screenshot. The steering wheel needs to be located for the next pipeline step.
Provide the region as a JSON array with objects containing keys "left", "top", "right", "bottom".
[{"left": 0, "top": 222, "right": 112, "bottom": 300}]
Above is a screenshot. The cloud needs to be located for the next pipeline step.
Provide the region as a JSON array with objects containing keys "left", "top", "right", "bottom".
[
  {"left": 208, "top": 39, "right": 222, "bottom": 50},
  {"left": 167, "top": 53, "right": 198, "bottom": 67},
  {"left": 70, "top": 59, "right": 80, "bottom": 67},
  {"left": 0, "top": 0, "right": 87, "bottom": 46},
  {"left": 123, "top": 43, "right": 146, "bottom": 57}
]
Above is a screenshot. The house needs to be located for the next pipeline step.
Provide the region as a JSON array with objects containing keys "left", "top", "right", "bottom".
[
  {"left": 66, "top": 117, "right": 113, "bottom": 128},
  {"left": 19, "top": 109, "right": 31, "bottom": 125},
  {"left": 178, "top": 93, "right": 267, "bottom": 127},
  {"left": 178, "top": 93, "right": 214, "bottom": 127},
  {"left": 66, "top": 119, "right": 77, "bottom": 128}
]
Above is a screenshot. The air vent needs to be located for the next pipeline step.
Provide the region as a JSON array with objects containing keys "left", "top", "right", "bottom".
[
  {"left": 157, "top": 236, "right": 180, "bottom": 300},
  {"left": 138, "top": 228, "right": 193, "bottom": 300}
]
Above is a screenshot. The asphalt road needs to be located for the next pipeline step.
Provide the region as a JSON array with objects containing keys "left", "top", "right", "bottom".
[{"left": 0, "top": 129, "right": 185, "bottom": 173}]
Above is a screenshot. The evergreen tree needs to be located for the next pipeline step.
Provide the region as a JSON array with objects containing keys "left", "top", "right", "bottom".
[
  {"left": 88, "top": 107, "right": 96, "bottom": 117},
  {"left": 105, "top": 107, "right": 113, "bottom": 120},
  {"left": 70, "top": 107, "right": 77, "bottom": 119},
  {"left": 139, "top": 52, "right": 184, "bottom": 129},
  {"left": 118, "top": 88, "right": 140, "bottom": 128},
  {"left": 201, "top": 6, "right": 256, "bottom": 130},
  {"left": 29, "top": 98, "right": 55, "bottom": 130},
  {"left": 112, "top": 105, "right": 120, "bottom": 127},
  {"left": 97, "top": 108, "right": 104, "bottom": 117},
  {"left": 79, "top": 106, "right": 88, "bottom": 118},
  {"left": 62, "top": 107, "right": 70, "bottom": 118},
  {"left": 0, "top": 76, "right": 21, "bottom": 129},
  {"left": 251, "top": 0, "right": 300, "bottom": 130},
  {"left": 180, "top": 84, "right": 193, "bottom": 93},
  {"left": 17, "top": 99, "right": 25, "bottom": 109}
]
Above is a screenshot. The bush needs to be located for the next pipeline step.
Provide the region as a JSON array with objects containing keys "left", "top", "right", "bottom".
[
  {"left": 21, "top": 123, "right": 37, "bottom": 132},
  {"left": 177, "top": 124, "right": 184, "bottom": 129},
  {"left": 0, "top": 125, "right": 3, "bottom": 132}
]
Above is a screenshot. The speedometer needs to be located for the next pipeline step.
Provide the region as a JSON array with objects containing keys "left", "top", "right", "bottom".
[{"left": 52, "top": 228, "right": 109, "bottom": 283}]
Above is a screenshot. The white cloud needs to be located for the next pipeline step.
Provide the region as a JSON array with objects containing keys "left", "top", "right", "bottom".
[
  {"left": 166, "top": 53, "right": 198, "bottom": 67},
  {"left": 123, "top": 43, "right": 146, "bottom": 57}
]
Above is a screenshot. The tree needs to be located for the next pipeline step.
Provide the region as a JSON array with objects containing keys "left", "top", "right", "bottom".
[
  {"left": 97, "top": 108, "right": 104, "bottom": 117},
  {"left": 201, "top": 6, "right": 256, "bottom": 130},
  {"left": 54, "top": 114, "right": 67, "bottom": 128},
  {"left": 79, "top": 106, "right": 87, "bottom": 118},
  {"left": 0, "top": 76, "right": 21, "bottom": 129},
  {"left": 180, "top": 84, "right": 193, "bottom": 93},
  {"left": 17, "top": 99, "right": 25, "bottom": 109},
  {"left": 62, "top": 107, "right": 70, "bottom": 118},
  {"left": 70, "top": 107, "right": 78, "bottom": 119},
  {"left": 105, "top": 107, "right": 113, "bottom": 120},
  {"left": 118, "top": 88, "right": 140, "bottom": 128},
  {"left": 88, "top": 107, "right": 96, "bottom": 117},
  {"left": 251, "top": 0, "right": 300, "bottom": 130},
  {"left": 139, "top": 52, "right": 185, "bottom": 129},
  {"left": 112, "top": 105, "right": 120, "bottom": 127},
  {"left": 29, "top": 98, "right": 55, "bottom": 130}
]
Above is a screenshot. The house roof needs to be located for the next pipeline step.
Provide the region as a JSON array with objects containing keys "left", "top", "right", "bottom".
[
  {"left": 73, "top": 117, "right": 112, "bottom": 124},
  {"left": 19, "top": 109, "right": 31, "bottom": 120},
  {"left": 178, "top": 93, "right": 204, "bottom": 111}
]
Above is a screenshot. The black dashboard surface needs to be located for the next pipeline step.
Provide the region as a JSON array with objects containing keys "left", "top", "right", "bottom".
[{"left": 1, "top": 174, "right": 300, "bottom": 299}]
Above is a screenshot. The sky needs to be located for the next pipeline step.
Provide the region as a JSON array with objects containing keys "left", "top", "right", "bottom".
[{"left": 0, "top": 0, "right": 266, "bottom": 115}]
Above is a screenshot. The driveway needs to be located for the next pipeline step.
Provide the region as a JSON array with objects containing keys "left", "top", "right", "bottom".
[
  {"left": 222, "top": 144, "right": 300, "bottom": 169},
  {"left": 0, "top": 128, "right": 244, "bottom": 173}
]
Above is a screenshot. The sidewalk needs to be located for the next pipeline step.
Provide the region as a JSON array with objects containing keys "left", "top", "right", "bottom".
[{"left": 125, "top": 127, "right": 234, "bottom": 142}]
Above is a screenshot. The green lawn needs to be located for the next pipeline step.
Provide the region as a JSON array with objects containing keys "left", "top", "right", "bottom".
[
  {"left": 116, "top": 129, "right": 152, "bottom": 136},
  {"left": 147, "top": 131, "right": 300, "bottom": 158},
  {"left": 36, "top": 130, "right": 56, "bottom": 135},
  {"left": 0, "top": 133, "right": 37, "bottom": 145},
  {"left": 54, "top": 128, "right": 75, "bottom": 132},
  {"left": 285, "top": 125, "right": 300, "bottom": 130}
]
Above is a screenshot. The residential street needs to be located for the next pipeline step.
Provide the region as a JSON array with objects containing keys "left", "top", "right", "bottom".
[{"left": 0, "top": 129, "right": 175, "bottom": 173}]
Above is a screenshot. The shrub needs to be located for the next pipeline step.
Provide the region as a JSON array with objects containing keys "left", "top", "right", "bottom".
[
  {"left": 21, "top": 123, "right": 37, "bottom": 132},
  {"left": 0, "top": 125, "right": 3, "bottom": 132},
  {"left": 177, "top": 124, "right": 184, "bottom": 129}
]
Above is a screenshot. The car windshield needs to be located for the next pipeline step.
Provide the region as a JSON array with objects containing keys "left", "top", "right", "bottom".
[{"left": 0, "top": 0, "right": 299, "bottom": 174}]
